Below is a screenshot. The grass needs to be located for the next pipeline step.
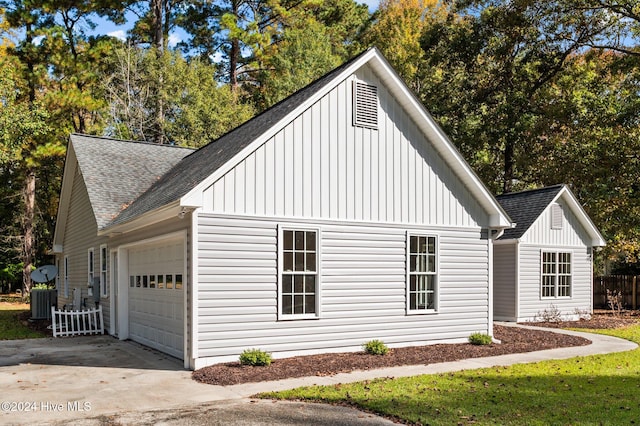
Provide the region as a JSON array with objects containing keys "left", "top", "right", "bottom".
[
  {"left": 261, "top": 325, "right": 640, "bottom": 425},
  {"left": 0, "top": 302, "right": 46, "bottom": 340}
]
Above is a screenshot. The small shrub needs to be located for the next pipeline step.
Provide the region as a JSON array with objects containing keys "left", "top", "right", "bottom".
[
  {"left": 535, "top": 304, "right": 563, "bottom": 322},
  {"left": 362, "top": 339, "right": 389, "bottom": 355},
  {"left": 606, "top": 289, "right": 623, "bottom": 317},
  {"left": 468, "top": 332, "right": 492, "bottom": 345},
  {"left": 574, "top": 307, "right": 591, "bottom": 321},
  {"left": 239, "top": 348, "right": 272, "bottom": 366}
]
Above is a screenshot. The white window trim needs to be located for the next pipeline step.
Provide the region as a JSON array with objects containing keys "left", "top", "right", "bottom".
[
  {"left": 540, "top": 249, "right": 572, "bottom": 299},
  {"left": 63, "top": 256, "right": 69, "bottom": 298},
  {"left": 406, "top": 232, "right": 439, "bottom": 315},
  {"left": 55, "top": 257, "right": 61, "bottom": 293},
  {"left": 100, "top": 244, "right": 108, "bottom": 298},
  {"left": 87, "top": 248, "right": 95, "bottom": 286},
  {"left": 277, "top": 224, "right": 321, "bottom": 320}
]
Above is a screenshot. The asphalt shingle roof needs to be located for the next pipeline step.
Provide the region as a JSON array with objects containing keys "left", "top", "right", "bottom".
[
  {"left": 108, "top": 48, "right": 374, "bottom": 228},
  {"left": 496, "top": 185, "right": 565, "bottom": 240},
  {"left": 70, "top": 134, "right": 194, "bottom": 230}
]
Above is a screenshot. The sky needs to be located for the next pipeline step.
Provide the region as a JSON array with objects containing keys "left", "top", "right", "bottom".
[{"left": 88, "top": 0, "right": 379, "bottom": 46}]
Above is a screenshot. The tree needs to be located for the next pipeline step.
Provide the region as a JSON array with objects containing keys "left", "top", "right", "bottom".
[
  {"left": 103, "top": 45, "right": 254, "bottom": 147},
  {"left": 0, "top": 52, "right": 53, "bottom": 296},
  {"left": 364, "top": 0, "right": 444, "bottom": 92}
]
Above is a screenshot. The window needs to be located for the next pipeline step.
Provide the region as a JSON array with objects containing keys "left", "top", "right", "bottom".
[
  {"left": 55, "top": 257, "right": 61, "bottom": 293},
  {"left": 100, "top": 245, "right": 108, "bottom": 297},
  {"left": 87, "top": 248, "right": 94, "bottom": 286},
  {"left": 280, "top": 228, "right": 319, "bottom": 318},
  {"left": 408, "top": 235, "right": 437, "bottom": 312},
  {"left": 542, "top": 251, "right": 571, "bottom": 298},
  {"left": 63, "top": 256, "right": 69, "bottom": 298},
  {"left": 551, "top": 204, "right": 563, "bottom": 230},
  {"left": 353, "top": 81, "right": 378, "bottom": 129}
]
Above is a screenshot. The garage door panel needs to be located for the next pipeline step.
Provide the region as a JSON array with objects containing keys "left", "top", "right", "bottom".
[{"left": 128, "top": 238, "right": 184, "bottom": 359}]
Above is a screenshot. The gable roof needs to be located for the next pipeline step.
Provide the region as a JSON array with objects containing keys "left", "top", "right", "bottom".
[
  {"left": 103, "top": 47, "right": 512, "bottom": 232},
  {"left": 496, "top": 184, "right": 606, "bottom": 246},
  {"left": 53, "top": 135, "right": 193, "bottom": 246}
]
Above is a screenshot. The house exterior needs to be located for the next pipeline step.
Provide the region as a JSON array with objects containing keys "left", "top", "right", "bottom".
[
  {"left": 52, "top": 47, "right": 513, "bottom": 370},
  {"left": 493, "top": 185, "right": 606, "bottom": 322}
]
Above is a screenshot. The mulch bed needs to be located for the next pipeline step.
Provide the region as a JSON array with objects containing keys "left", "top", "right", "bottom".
[{"left": 192, "top": 325, "right": 592, "bottom": 386}]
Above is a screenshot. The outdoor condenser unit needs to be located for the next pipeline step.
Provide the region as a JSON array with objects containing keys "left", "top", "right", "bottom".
[{"left": 31, "top": 289, "right": 57, "bottom": 320}]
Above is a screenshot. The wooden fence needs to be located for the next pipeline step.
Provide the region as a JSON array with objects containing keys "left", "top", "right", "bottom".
[
  {"left": 51, "top": 306, "right": 104, "bottom": 337},
  {"left": 593, "top": 275, "right": 640, "bottom": 309}
]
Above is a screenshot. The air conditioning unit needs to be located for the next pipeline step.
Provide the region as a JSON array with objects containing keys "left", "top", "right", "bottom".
[{"left": 31, "top": 289, "right": 57, "bottom": 320}]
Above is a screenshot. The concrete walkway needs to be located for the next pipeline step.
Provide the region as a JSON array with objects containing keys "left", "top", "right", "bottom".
[{"left": 0, "top": 324, "right": 636, "bottom": 425}]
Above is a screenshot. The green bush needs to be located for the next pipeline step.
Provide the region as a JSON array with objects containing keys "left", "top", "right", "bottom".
[
  {"left": 362, "top": 339, "right": 389, "bottom": 355},
  {"left": 468, "top": 332, "right": 493, "bottom": 345},
  {"left": 239, "top": 348, "right": 272, "bottom": 366}
]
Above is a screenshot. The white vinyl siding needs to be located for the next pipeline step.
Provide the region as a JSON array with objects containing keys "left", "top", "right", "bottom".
[
  {"left": 518, "top": 245, "right": 590, "bottom": 321},
  {"left": 200, "top": 65, "right": 488, "bottom": 228},
  {"left": 59, "top": 166, "right": 109, "bottom": 329},
  {"left": 195, "top": 214, "right": 490, "bottom": 366},
  {"left": 493, "top": 243, "right": 517, "bottom": 321}
]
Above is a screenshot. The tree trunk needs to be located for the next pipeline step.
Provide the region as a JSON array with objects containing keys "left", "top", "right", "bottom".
[
  {"left": 502, "top": 140, "right": 514, "bottom": 193},
  {"left": 229, "top": 0, "right": 240, "bottom": 90},
  {"left": 22, "top": 170, "right": 35, "bottom": 299},
  {"left": 152, "top": 0, "right": 165, "bottom": 144}
]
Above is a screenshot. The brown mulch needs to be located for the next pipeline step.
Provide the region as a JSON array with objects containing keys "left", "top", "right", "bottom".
[{"left": 193, "top": 324, "right": 594, "bottom": 386}]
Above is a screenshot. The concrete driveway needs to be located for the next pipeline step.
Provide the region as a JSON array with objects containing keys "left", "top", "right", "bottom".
[
  {"left": 1, "top": 328, "right": 636, "bottom": 425},
  {"left": 0, "top": 336, "right": 393, "bottom": 425}
]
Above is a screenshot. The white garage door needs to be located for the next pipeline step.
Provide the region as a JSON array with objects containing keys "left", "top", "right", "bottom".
[{"left": 128, "top": 238, "right": 185, "bottom": 359}]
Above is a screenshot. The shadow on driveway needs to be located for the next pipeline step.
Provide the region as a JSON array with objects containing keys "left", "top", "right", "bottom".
[{"left": 0, "top": 335, "right": 183, "bottom": 370}]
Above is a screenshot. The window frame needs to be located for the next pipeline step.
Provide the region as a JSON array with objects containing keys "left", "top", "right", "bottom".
[
  {"left": 87, "top": 248, "right": 95, "bottom": 286},
  {"left": 63, "top": 255, "right": 69, "bottom": 298},
  {"left": 541, "top": 250, "right": 572, "bottom": 299},
  {"left": 100, "top": 244, "right": 108, "bottom": 298},
  {"left": 278, "top": 225, "right": 321, "bottom": 320},
  {"left": 406, "top": 233, "right": 439, "bottom": 314}
]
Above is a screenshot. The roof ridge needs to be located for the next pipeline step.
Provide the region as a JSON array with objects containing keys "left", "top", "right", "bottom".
[{"left": 71, "top": 133, "right": 196, "bottom": 151}]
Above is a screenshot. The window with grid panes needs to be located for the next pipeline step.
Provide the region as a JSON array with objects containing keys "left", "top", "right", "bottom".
[
  {"left": 408, "top": 235, "right": 437, "bottom": 312},
  {"left": 281, "top": 229, "right": 318, "bottom": 317},
  {"left": 541, "top": 251, "right": 571, "bottom": 298}
]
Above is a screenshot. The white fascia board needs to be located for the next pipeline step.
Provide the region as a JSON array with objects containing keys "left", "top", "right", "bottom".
[
  {"left": 552, "top": 187, "right": 606, "bottom": 247},
  {"left": 366, "top": 53, "right": 513, "bottom": 229},
  {"left": 52, "top": 139, "right": 78, "bottom": 248},
  {"left": 97, "top": 200, "right": 182, "bottom": 236},
  {"left": 180, "top": 49, "right": 383, "bottom": 209}
]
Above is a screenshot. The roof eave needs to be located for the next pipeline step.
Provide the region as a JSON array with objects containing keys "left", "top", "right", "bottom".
[
  {"left": 553, "top": 187, "right": 607, "bottom": 248},
  {"left": 98, "top": 200, "right": 183, "bottom": 237}
]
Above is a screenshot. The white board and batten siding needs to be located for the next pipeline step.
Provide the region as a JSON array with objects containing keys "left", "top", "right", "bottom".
[
  {"left": 195, "top": 216, "right": 489, "bottom": 365},
  {"left": 191, "top": 64, "right": 494, "bottom": 367},
  {"left": 517, "top": 198, "right": 594, "bottom": 322},
  {"left": 200, "top": 65, "right": 488, "bottom": 228}
]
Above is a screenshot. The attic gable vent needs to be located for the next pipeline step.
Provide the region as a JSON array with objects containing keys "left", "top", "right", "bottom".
[
  {"left": 353, "top": 81, "right": 378, "bottom": 129},
  {"left": 551, "top": 203, "right": 563, "bottom": 230}
]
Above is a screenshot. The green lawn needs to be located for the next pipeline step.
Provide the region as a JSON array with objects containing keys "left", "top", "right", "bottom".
[
  {"left": 0, "top": 302, "right": 46, "bottom": 340},
  {"left": 262, "top": 326, "right": 640, "bottom": 425}
]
